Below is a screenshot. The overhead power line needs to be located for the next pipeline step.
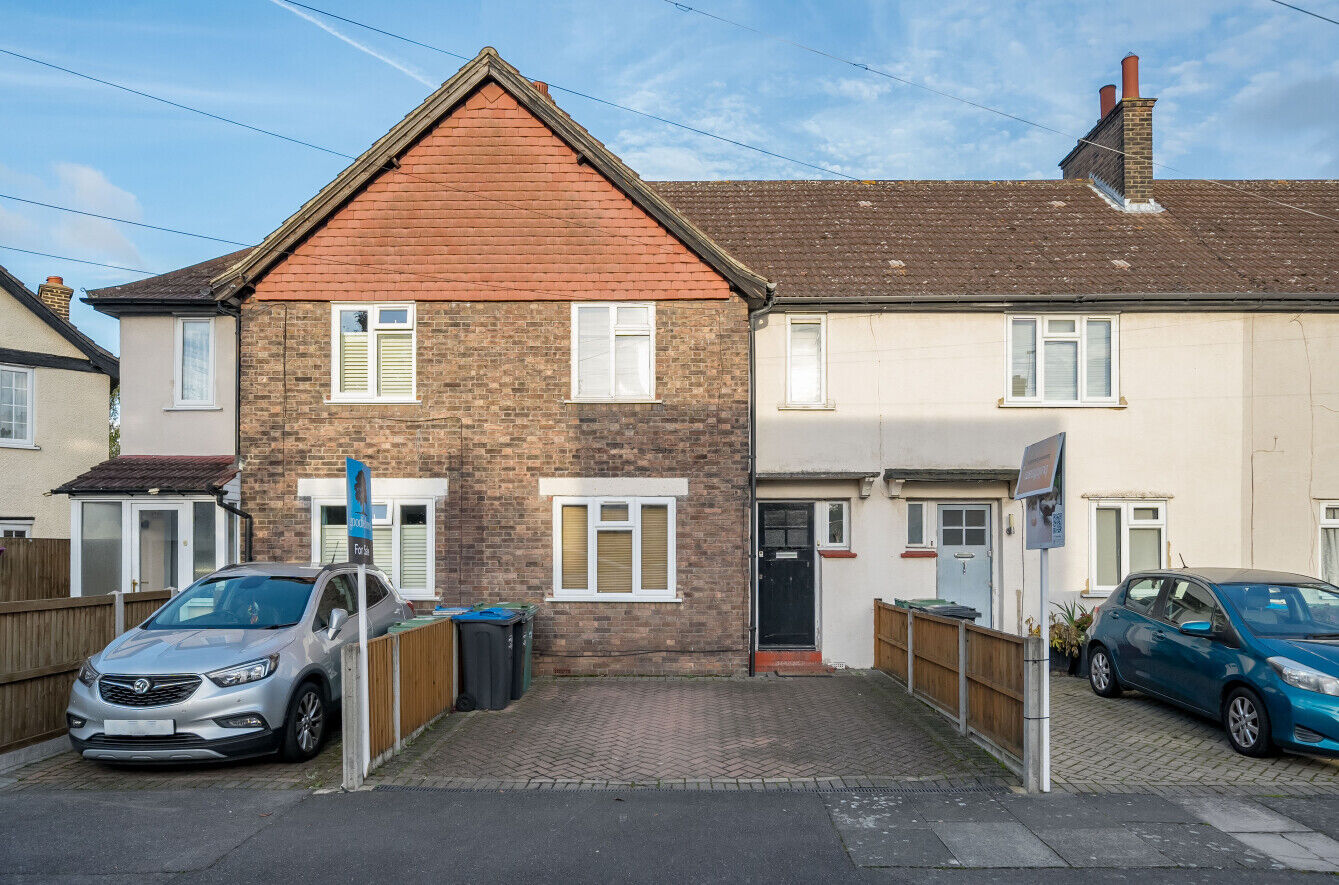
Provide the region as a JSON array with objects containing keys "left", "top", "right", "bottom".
[
  {"left": 1265, "top": 0, "right": 1339, "bottom": 26},
  {"left": 0, "top": 244, "right": 158, "bottom": 275},
  {"left": 277, "top": 1, "right": 858, "bottom": 180},
  {"left": 662, "top": 0, "right": 1339, "bottom": 225}
]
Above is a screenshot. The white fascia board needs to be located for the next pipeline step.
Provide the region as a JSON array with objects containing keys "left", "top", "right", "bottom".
[
  {"left": 537, "top": 477, "right": 689, "bottom": 497},
  {"left": 296, "top": 477, "right": 449, "bottom": 500}
]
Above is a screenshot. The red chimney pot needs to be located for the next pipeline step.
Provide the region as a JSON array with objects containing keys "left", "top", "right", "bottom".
[
  {"left": 1099, "top": 84, "right": 1117, "bottom": 118},
  {"left": 531, "top": 80, "right": 549, "bottom": 97},
  {"left": 46, "top": 275, "right": 63, "bottom": 286},
  {"left": 1121, "top": 54, "right": 1140, "bottom": 99}
]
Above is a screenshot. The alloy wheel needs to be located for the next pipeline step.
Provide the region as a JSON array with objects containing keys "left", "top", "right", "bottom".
[
  {"left": 296, "top": 691, "right": 323, "bottom": 753},
  {"left": 1228, "top": 695, "right": 1259, "bottom": 748},
  {"left": 1091, "top": 653, "right": 1110, "bottom": 692}
]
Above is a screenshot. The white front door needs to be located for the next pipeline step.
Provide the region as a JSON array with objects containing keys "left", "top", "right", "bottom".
[{"left": 131, "top": 503, "right": 191, "bottom": 593}]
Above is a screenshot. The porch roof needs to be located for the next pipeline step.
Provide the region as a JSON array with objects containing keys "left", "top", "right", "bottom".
[
  {"left": 882, "top": 468, "right": 1018, "bottom": 485},
  {"left": 54, "top": 455, "right": 237, "bottom": 495}
]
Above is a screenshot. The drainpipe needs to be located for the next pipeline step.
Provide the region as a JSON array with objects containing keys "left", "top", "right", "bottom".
[
  {"left": 210, "top": 483, "right": 253, "bottom": 563},
  {"left": 747, "top": 284, "right": 778, "bottom": 677},
  {"left": 213, "top": 296, "right": 251, "bottom": 561}
]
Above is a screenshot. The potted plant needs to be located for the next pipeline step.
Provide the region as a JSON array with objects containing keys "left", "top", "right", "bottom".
[{"left": 1048, "top": 601, "right": 1094, "bottom": 675}]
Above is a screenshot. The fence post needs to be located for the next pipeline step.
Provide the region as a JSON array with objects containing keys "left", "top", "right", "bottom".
[
  {"left": 342, "top": 643, "right": 363, "bottom": 791},
  {"left": 1022, "top": 635, "right": 1049, "bottom": 793},
  {"left": 957, "top": 620, "right": 969, "bottom": 736},
  {"left": 113, "top": 591, "right": 124, "bottom": 636},
  {"left": 392, "top": 634, "right": 403, "bottom": 752},
  {"left": 906, "top": 609, "right": 915, "bottom": 695}
]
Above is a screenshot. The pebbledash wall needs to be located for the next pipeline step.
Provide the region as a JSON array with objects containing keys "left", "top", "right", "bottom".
[{"left": 237, "top": 78, "right": 752, "bottom": 675}]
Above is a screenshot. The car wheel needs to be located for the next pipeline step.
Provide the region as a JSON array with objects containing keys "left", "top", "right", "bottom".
[
  {"left": 1223, "top": 686, "right": 1275, "bottom": 757},
  {"left": 1088, "top": 645, "right": 1121, "bottom": 698},
  {"left": 281, "top": 683, "right": 327, "bottom": 762}
]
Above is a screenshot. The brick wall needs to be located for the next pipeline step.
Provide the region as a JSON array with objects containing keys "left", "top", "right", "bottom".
[
  {"left": 1060, "top": 98, "right": 1156, "bottom": 205},
  {"left": 240, "top": 299, "right": 751, "bottom": 675}
]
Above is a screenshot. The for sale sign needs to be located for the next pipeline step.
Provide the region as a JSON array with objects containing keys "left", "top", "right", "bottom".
[
  {"left": 345, "top": 457, "right": 373, "bottom": 564},
  {"left": 1015, "top": 433, "right": 1065, "bottom": 550}
]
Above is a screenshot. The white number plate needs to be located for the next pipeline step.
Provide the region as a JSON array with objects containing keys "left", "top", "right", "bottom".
[{"left": 104, "top": 719, "right": 174, "bottom": 737}]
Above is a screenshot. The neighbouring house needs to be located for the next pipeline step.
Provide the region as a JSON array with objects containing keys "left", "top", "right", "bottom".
[
  {"left": 53, "top": 251, "right": 248, "bottom": 595},
  {"left": 656, "top": 55, "right": 1339, "bottom": 667},
  {"left": 0, "top": 268, "right": 117, "bottom": 539}
]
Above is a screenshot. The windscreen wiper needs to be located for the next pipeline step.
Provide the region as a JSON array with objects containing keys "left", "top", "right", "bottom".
[
  {"left": 1303, "top": 632, "right": 1339, "bottom": 640},
  {"left": 263, "top": 622, "right": 299, "bottom": 630}
]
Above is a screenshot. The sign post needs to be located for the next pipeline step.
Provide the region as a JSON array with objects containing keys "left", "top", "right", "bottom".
[
  {"left": 1014, "top": 432, "right": 1064, "bottom": 793},
  {"left": 345, "top": 457, "right": 374, "bottom": 778}
]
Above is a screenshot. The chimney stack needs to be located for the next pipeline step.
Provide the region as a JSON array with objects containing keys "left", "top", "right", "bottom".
[
  {"left": 1060, "top": 54, "right": 1158, "bottom": 210},
  {"left": 37, "top": 275, "right": 73, "bottom": 321}
]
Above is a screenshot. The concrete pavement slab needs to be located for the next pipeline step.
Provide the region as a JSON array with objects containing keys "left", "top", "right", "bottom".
[
  {"left": 1001, "top": 793, "right": 1197, "bottom": 828},
  {"left": 1127, "top": 823, "right": 1280, "bottom": 869},
  {"left": 1034, "top": 827, "right": 1175, "bottom": 868},
  {"left": 930, "top": 821, "right": 1066, "bottom": 868},
  {"left": 1173, "top": 796, "right": 1311, "bottom": 833},
  {"left": 1232, "top": 833, "right": 1339, "bottom": 872},
  {"left": 1261, "top": 798, "right": 1339, "bottom": 840}
]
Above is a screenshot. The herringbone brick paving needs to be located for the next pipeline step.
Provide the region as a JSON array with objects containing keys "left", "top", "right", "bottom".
[
  {"left": 377, "top": 670, "right": 1009, "bottom": 785},
  {"left": 1051, "top": 674, "right": 1339, "bottom": 790}
]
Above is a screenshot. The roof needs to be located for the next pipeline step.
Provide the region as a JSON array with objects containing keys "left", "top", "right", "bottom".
[
  {"left": 208, "top": 47, "right": 769, "bottom": 304},
  {"left": 85, "top": 249, "right": 250, "bottom": 316},
  {"left": 0, "top": 264, "right": 118, "bottom": 382},
  {"left": 883, "top": 468, "right": 1018, "bottom": 483},
  {"left": 53, "top": 455, "right": 237, "bottom": 495},
  {"left": 650, "top": 179, "right": 1339, "bottom": 309}
]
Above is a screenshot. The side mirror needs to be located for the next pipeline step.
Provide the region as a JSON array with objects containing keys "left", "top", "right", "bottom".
[
  {"left": 326, "top": 608, "right": 349, "bottom": 640},
  {"left": 1179, "top": 620, "right": 1214, "bottom": 638}
]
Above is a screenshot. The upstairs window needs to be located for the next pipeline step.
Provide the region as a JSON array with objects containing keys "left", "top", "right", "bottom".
[
  {"left": 174, "top": 317, "right": 214, "bottom": 407},
  {"left": 571, "top": 304, "right": 655, "bottom": 401},
  {"left": 786, "top": 314, "right": 827, "bottom": 407},
  {"left": 1007, "top": 315, "right": 1117, "bottom": 405},
  {"left": 331, "top": 303, "right": 416, "bottom": 402},
  {"left": 0, "top": 365, "right": 33, "bottom": 447}
]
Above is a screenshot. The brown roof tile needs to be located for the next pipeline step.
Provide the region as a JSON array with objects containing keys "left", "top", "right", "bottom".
[
  {"left": 54, "top": 455, "right": 237, "bottom": 495},
  {"left": 86, "top": 249, "right": 251, "bottom": 309}
]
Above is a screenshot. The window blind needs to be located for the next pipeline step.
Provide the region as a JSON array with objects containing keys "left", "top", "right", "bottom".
[
  {"left": 640, "top": 505, "right": 669, "bottom": 590},
  {"left": 340, "top": 333, "right": 369, "bottom": 393},
  {"left": 561, "top": 504, "right": 588, "bottom": 589},
  {"left": 399, "top": 524, "right": 428, "bottom": 588},
  {"left": 1085, "top": 320, "right": 1112, "bottom": 399},
  {"left": 596, "top": 531, "right": 633, "bottom": 593},
  {"left": 1010, "top": 319, "right": 1036, "bottom": 397},
  {"left": 1044, "top": 340, "right": 1078, "bottom": 401},
  {"left": 576, "top": 307, "right": 610, "bottom": 397},
  {"left": 789, "top": 321, "right": 822, "bottom": 403},
  {"left": 1094, "top": 508, "right": 1121, "bottom": 588},
  {"left": 377, "top": 332, "right": 414, "bottom": 397}
]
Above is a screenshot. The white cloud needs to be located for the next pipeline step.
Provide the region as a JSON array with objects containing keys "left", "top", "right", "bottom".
[{"left": 0, "top": 162, "right": 145, "bottom": 268}]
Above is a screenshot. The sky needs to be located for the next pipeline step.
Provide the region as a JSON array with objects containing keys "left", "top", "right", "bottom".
[{"left": 2, "top": 0, "right": 1337, "bottom": 354}]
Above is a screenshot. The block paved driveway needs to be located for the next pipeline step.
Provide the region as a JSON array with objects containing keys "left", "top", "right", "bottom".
[
  {"left": 374, "top": 670, "right": 1011, "bottom": 788},
  {"left": 1051, "top": 673, "right": 1339, "bottom": 791}
]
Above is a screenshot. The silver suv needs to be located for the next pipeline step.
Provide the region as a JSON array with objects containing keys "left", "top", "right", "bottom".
[{"left": 66, "top": 562, "right": 413, "bottom": 764}]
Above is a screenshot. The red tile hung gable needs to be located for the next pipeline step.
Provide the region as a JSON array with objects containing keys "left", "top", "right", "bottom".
[{"left": 254, "top": 82, "right": 732, "bottom": 303}]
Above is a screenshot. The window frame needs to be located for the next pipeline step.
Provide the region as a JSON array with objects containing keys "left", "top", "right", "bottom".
[
  {"left": 568, "top": 303, "right": 657, "bottom": 403},
  {"left": 784, "top": 313, "right": 829, "bottom": 408},
  {"left": 309, "top": 496, "right": 435, "bottom": 598},
  {"left": 0, "top": 518, "right": 33, "bottom": 538},
  {"left": 328, "top": 302, "right": 418, "bottom": 404},
  {"left": 551, "top": 495, "right": 677, "bottom": 601},
  {"left": 1320, "top": 503, "right": 1339, "bottom": 585},
  {"left": 816, "top": 499, "right": 850, "bottom": 550},
  {"left": 0, "top": 363, "right": 35, "bottom": 448},
  {"left": 1088, "top": 499, "right": 1167, "bottom": 597},
  {"left": 905, "top": 501, "right": 931, "bottom": 548},
  {"left": 172, "top": 316, "right": 216, "bottom": 408},
  {"left": 1004, "top": 314, "right": 1119, "bottom": 406}
]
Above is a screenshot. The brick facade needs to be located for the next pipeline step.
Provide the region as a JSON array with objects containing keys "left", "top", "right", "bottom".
[
  {"left": 1060, "top": 97, "right": 1156, "bottom": 205},
  {"left": 237, "top": 76, "right": 753, "bottom": 676}
]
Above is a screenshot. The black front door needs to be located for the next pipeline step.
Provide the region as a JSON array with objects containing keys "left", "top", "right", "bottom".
[{"left": 758, "top": 502, "right": 816, "bottom": 648}]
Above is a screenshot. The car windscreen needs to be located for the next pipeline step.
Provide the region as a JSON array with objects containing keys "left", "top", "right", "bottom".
[
  {"left": 1218, "top": 582, "right": 1339, "bottom": 639},
  {"left": 145, "top": 574, "right": 317, "bottom": 630}
]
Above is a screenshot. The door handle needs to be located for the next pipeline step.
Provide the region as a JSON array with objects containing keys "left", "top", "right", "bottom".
[{"left": 1110, "top": 612, "right": 1120, "bottom": 619}]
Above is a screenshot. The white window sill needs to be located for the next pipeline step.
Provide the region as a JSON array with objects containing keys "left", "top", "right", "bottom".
[
  {"left": 0, "top": 441, "right": 38, "bottom": 450},
  {"left": 564, "top": 399, "right": 663, "bottom": 405},
  {"left": 1083, "top": 590, "right": 1115, "bottom": 599},
  {"left": 324, "top": 397, "right": 421, "bottom": 405},
  {"left": 998, "top": 399, "right": 1126, "bottom": 409},
  {"left": 779, "top": 402, "right": 835, "bottom": 411},
  {"left": 546, "top": 594, "right": 682, "bottom": 604},
  {"left": 165, "top": 404, "right": 222, "bottom": 412}
]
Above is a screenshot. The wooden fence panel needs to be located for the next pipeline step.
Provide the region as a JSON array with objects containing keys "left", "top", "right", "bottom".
[
  {"left": 910, "top": 612, "right": 960, "bottom": 715},
  {"left": 965, "top": 624, "right": 1026, "bottom": 759},
  {"left": 0, "top": 538, "right": 70, "bottom": 602},
  {"left": 873, "top": 601, "right": 908, "bottom": 680},
  {"left": 0, "top": 590, "right": 174, "bottom": 753},
  {"left": 399, "top": 617, "right": 454, "bottom": 738},
  {"left": 367, "top": 633, "right": 395, "bottom": 760}
]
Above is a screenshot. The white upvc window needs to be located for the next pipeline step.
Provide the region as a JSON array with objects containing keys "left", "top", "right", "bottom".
[
  {"left": 0, "top": 518, "right": 33, "bottom": 538},
  {"left": 173, "top": 317, "right": 215, "bottom": 407},
  {"left": 1089, "top": 499, "right": 1166, "bottom": 596},
  {"left": 312, "top": 497, "right": 434, "bottom": 598},
  {"left": 0, "top": 364, "right": 34, "bottom": 447},
  {"left": 785, "top": 314, "right": 828, "bottom": 407},
  {"left": 905, "top": 501, "right": 930, "bottom": 548},
  {"left": 552, "top": 496, "right": 676, "bottom": 600},
  {"left": 817, "top": 500, "right": 849, "bottom": 550},
  {"left": 570, "top": 303, "right": 655, "bottom": 401},
  {"left": 330, "top": 303, "right": 417, "bottom": 402},
  {"left": 1006, "top": 315, "right": 1118, "bottom": 405},
  {"left": 1320, "top": 504, "right": 1339, "bottom": 585}
]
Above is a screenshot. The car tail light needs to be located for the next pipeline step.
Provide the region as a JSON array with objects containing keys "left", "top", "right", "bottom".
[{"left": 406, "top": 600, "right": 416, "bottom": 615}]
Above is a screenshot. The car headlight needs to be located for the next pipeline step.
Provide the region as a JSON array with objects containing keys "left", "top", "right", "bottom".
[
  {"left": 1269, "top": 657, "right": 1339, "bottom": 697},
  {"left": 77, "top": 659, "right": 99, "bottom": 686},
  {"left": 206, "top": 654, "right": 279, "bottom": 688}
]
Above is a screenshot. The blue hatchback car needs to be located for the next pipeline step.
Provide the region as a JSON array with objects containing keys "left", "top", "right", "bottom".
[{"left": 1086, "top": 568, "right": 1339, "bottom": 757}]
